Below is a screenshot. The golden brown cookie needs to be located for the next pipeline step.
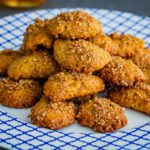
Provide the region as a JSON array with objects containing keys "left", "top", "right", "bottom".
[
  {"left": 100, "top": 57, "right": 145, "bottom": 86},
  {"left": 129, "top": 48, "right": 150, "bottom": 84},
  {"left": 130, "top": 48, "right": 150, "bottom": 70},
  {"left": 109, "top": 32, "right": 144, "bottom": 58},
  {"left": 0, "top": 78, "right": 42, "bottom": 108},
  {"left": 8, "top": 51, "right": 59, "bottom": 80},
  {"left": 0, "top": 49, "right": 22, "bottom": 76},
  {"left": 46, "top": 11, "right": 102, "bottom": 39},
  {"left": 108, "top": 82, "right": 150, "bottom": 115},
  {"left": 143, "top": 69, "right": 150, "bottom": 84},
  {"left": 22, "top": 19, "right": 54, "bottom": 53},
  {"left": 77, "top": 97, "right": 127, "bottom": 132},
  {"left": 29, "top": 96, "right": 76, "bottom": 129},
  {"left": 90, "top": 34, "right": 119, "bottom": 55},
  {"left": 54, "top": 39, "right": 111, "bottom": 73},
  {"left": 44, "top": 72, "right": 105, "bottom": 102}
]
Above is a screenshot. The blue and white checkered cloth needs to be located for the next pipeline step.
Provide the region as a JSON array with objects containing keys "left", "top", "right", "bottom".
[{"left": 0, "top": 8, "right": 150, "bottom": 150}]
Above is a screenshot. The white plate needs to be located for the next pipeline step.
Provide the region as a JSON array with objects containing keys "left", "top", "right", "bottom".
[{"left": 0, "top": 8, "right": 150, "bottom": 150}]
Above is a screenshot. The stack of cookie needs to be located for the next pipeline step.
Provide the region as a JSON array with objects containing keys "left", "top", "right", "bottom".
[{"left": 0, "top": 11, "right": 149, "bottom": 133}]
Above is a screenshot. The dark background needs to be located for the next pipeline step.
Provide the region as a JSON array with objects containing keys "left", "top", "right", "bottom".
[{"left": 0, "top": 0, "right": 150, "bottom": 17}]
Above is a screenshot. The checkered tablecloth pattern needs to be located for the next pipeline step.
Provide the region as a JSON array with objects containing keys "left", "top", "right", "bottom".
[{"left": 0, "top": 8, "right": 150, "bottom": 150}]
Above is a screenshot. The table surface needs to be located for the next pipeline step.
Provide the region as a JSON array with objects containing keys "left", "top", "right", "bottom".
[{"left": 0, "top": 0, "right": 150, "bottom": 18}]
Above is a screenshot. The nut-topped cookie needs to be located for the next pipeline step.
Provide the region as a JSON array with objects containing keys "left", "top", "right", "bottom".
[
  {"left": 100, "top": 56, "right": 145, "bottom": 86},
  {"left": 23, "top": 19, "right": 54, "bottom": 53},
  {"left": 77, "top": 97, "right": 127, "bottom": 132},
  {"left": 46, "top": 11, "right": 102, "bottom": 39},
  {"left": 0, "top": 78, "right": 42, "bottom": 108},
  {"left": 54, "top": 39, "right": 111, "bottom": 73},
  {"left": 29, "top": 96, "right": 76, "bottom": 129},
  {"left": 44, "top": 72, "right": 105, "bottom": 102}
]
